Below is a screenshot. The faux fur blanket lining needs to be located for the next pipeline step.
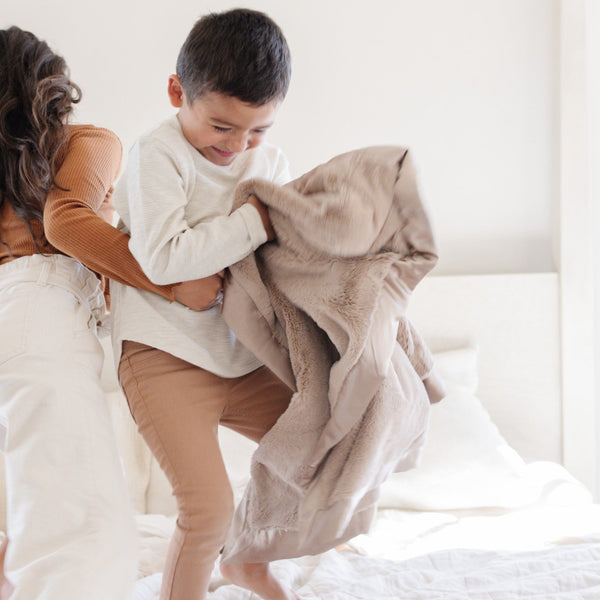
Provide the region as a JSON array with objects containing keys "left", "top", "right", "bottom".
[{"left": 221, "top": 146, "right": 442, "bottom": 564}]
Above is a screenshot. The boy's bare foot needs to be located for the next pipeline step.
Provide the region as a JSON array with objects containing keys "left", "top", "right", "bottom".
[
  {"left": 335, "top": 543, "right": 358, "bottom": 553},
  {"left": 220, "top": 561, "right": 300, "bottom": 600}
]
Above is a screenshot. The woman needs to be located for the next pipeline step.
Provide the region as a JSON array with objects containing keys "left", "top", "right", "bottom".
[{"left": 0, "top": 26, "right": 221, "bottom": 600}]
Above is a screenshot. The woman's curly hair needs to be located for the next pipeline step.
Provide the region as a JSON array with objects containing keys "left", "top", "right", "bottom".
[{"left": 0, "top": 26, "right": 81, "bottom": 247}]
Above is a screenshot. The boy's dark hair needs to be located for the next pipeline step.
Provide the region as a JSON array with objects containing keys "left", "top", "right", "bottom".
[{"left": 176, "top": 8, "right": 291, "bottom": 105}]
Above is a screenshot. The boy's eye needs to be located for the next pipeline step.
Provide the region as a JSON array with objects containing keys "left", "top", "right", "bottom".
[{"left": 213, "top": 126, "right": 230, "bottom": 133}]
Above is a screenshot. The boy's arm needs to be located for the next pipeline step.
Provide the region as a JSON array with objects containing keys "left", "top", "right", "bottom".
[
  {"left": 125, "top": 138, "right": 268, "bottom": 285},
  {"left": 246, "top": 194, "right": 275, "bottom": 240}
]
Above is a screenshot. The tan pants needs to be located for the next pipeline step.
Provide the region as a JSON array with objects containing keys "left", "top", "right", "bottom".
[{"left": 118, "top": 341, "right": 293, "bottom": 600}]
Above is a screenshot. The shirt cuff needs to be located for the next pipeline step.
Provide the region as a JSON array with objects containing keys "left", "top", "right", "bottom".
[{"left": 236, "top": 203, "right": 268, "bottom": 249}]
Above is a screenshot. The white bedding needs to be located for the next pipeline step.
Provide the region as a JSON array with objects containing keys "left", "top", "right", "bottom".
[
  {"left": 133, "top": 501, "right": 600, "bottom": 599},
  {"left": 135, "top": 544, "right": 600, "bottom": 599}
]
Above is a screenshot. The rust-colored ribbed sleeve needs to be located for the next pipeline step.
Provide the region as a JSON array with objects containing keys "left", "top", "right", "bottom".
[{"left": 43, "top": 125, "right": 175, "bottom": 303}]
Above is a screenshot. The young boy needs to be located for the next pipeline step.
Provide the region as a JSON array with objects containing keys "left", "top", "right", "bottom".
[{"left": 110, "top": 9, "right": 299, "bottom": 600}]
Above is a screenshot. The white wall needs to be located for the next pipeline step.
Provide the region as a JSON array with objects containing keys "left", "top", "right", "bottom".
[
  {"left": 588, "top": 0, "right": 600, "bottom": 500},
  {"left": 2, "top": 0, "right": 558, "bottom": 276},
  {"left": 558, "top": 0, "right": 597, "bottom": 497}
]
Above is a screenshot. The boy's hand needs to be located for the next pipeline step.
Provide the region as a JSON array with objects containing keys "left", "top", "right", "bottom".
[
  {"left": 173, "top": 271, "right": 225, "bottom": 311},
  {"left": 246, "top": 194, "right": 276, "bottom": 241}
]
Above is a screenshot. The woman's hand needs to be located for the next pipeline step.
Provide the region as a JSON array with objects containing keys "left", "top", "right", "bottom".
[{"left": 173, "top": 271, "right": 225, "bottom": 311}]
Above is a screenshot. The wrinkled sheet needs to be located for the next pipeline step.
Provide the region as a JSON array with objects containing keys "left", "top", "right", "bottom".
[
  {"left": 133, "top": 462, "right": 600, "bottom": 599},
  {"left": 134, "top": 512, "right": 600, "bottom": 600}
]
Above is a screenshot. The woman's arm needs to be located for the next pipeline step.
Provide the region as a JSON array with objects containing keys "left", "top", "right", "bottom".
[
  {"left": 43, "top": 125, "right": 224, "bottom": 311},
  {"left": 43, "top": 125, "right": 180, "bottom": 301}
]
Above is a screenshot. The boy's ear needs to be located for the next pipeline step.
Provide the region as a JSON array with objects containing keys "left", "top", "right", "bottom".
[{"left": 167, "top": 74, "right": 184, "bottom": 108}]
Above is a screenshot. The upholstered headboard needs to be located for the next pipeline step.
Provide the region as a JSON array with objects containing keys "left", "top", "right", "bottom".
[{"left": 407, "top": 272, "right": 561, "bottom": 463}]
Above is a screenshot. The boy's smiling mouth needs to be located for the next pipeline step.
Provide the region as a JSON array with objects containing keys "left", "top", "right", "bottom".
[{"left": 211, "top": 147, "right": 236, "bottom": 157}]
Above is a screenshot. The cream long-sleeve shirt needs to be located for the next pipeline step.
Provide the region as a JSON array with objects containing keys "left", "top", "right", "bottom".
[{"left": 110, "top": 115, "right": 291, "bottom": 376}]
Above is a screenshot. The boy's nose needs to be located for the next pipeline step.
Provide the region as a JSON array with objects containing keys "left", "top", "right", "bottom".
[{"left": 230, "top": 134, "right": 248, "bottom": 152}]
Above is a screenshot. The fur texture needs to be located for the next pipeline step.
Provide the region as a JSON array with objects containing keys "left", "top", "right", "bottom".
[{"left": 221, "top": 147, "right": 440, "bottom": 563}]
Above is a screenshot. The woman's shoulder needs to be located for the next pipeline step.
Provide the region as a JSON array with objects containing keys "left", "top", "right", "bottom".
[
  {"left": 66, "top": 123, "right": 122, "bottom": 151},
  {"left": 53, "top": 124, "right": 122, "bottom": 176}
]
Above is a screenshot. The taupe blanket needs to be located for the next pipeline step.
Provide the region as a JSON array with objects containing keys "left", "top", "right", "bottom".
[{"left": 220, "top": 146, "right": 442, "bottom": 563}]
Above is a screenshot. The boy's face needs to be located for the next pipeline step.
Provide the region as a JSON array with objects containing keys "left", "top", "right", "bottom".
[{"left": 168, "top": 75, "right": 281, "bottom": 167}]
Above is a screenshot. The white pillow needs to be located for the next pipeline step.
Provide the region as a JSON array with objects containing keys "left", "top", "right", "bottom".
[
  {"left": 378, "top": 346, "right": 541, "bottom": 510},
  {"left": 429, "top": 345, "right": 478, "bottom": 395}
]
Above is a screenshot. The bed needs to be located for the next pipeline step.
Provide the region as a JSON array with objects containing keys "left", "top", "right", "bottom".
[
  {"left": 90, "top": 271, "right": 600, "bottom": 599},
  {"left": 1, "top": 272, "right": 594, "bottom": 598}
]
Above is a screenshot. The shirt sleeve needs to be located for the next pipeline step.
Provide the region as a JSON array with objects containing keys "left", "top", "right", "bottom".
[
  {"left": 123, "top": 137, "right": 268, "bottom": 285},
  {"left": 43, "top": 126, "right": 175, "bottom": 301}
]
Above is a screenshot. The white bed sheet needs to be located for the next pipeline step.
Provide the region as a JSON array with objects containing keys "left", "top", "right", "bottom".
[
  {"left": 132, "top": 461, "right": 600, "bottom": 600},
  {"left": 134, "top": 527, "right": 600, "bottom": 600}
]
